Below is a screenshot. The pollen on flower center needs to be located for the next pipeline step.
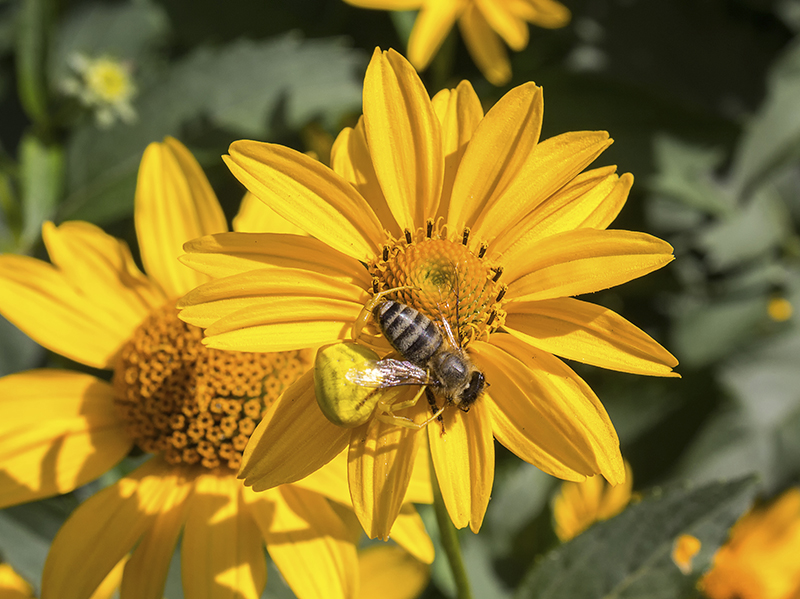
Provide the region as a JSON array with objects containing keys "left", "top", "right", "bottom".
[
  {"left": 113, "top": 303, "right": 312, "bottom": 471},
  {"left": 370, "top": 226, "right": 506, "bottom": 344}
]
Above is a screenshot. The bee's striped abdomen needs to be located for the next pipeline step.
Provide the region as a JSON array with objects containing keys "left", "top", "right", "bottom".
[{"left": 374, "top": 300, "right": 442, "bottom": 366}]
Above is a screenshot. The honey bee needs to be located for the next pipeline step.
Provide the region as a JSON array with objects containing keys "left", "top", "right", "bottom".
[{"left": 314, "top": 284, "right": 487, "bottom": 429}]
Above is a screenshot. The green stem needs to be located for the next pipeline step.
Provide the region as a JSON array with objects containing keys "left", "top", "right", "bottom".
[
  {"left": 17, "top": 0, "right": 54, "bottom": 131},
  {"left": 430, "top": 458, "right": 473, "bottom": 599}
]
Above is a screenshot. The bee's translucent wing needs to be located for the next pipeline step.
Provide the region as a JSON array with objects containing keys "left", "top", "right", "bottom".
[{"left": 346, "top": 358, "right": 431, "bottom": 388}]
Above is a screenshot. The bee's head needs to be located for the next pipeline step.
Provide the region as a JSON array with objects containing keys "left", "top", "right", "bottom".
[{"left": 456, "top": 370, "right": 486, "bottom": 411}]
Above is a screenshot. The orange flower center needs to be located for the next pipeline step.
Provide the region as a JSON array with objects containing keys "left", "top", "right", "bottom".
[
  {"left": 113, "top": 304, "right": 312, "bottom": 471},
  {"left": 370, "top": 226, "right": 505, "bottom": 345}
]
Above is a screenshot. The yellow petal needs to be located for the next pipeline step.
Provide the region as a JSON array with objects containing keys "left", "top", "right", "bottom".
[
  {"left": 448, "top": 82, "right": 542, "bottom": 237},
  {"left": 520, "top": 0, "right": 571, "bottom": 27},
  {"left": 121, "top": 467, "right": 193, "bottom": 599},
  {"left": 458, "top": 5, "right": 511, "bottom": 85},
  {"left": 240, "top": 371, "right": 351, "bottom": 490},
  {"left": 389, "top": 504, "right": 435, "bottom": 565},
  {"left": 330, "top": 118, "right": 401, "bottom": 238},
  {"left": 404, "top": 439, "right": 434, "bottom": 504},
  {"left": 348, "top": 396, "right": 426, "bottom": 539},
  {"left": 363, "top": 48, "right": 443, "bottom": 231},
  {"left": 431, "top": 81, "right": 484, "bottom": 218},
  {"left": 41, "top": 458, "right": 172, "bottom": 599},
  {"left": 88, "top": 557, "right": 127, "bottom": 599},
  {"left": 490, "top": 167, "right": 631, "bottom": 258},
  {"left": 290, "top": 449, "right": 352, "bottom": 506},
  {"left": 428, "top": 398, "right": 494, "bottom": 532},
  {"left": 0, "top": 223, "right": 164, "bottom": 369},
  {"left": 0, "top": 370, "right": 132, "bottom": 509},
  {"left": 0, "top": 564, "right": 34, "bottom": 598},
  {"left": 407, "top": 0, "right": 461, "bottom": 70},
  {"left": 180, "top": 232, "right": 371, "bottom": 288},
  {"left": 225, "top": 141, "right": 384, "bottom": 262},
  {"left": 232, "top": 191, "right": 308, "bottom": 234},
  {"left": 503, "top": 228, "right": 675, "bottom": 302},
  {"left": 504, "top": 298, "right": 679, "bottom": 376},
  {"left": 177, "top": 268, "right": 368, "bottom": 352},
  {"left": 245, "top": 485, "right": 358, "bottom": 599},
  {"left": 475, "top": 0, "right": 529, "bottom": 50},
  {"left": 357, "top": 545, "right": 430, "bottom": 599},
  {"left": 343, "top": 0, "right": 421, "bottom": 7},
  {"left": 135, "top": 138, "right": 227, "bottom": 298},
  {"left": 471, "top": 337, "right": 624, "bottom": 484},
  {"left": 182, "top": 473, "right": 266, "bottom": 599},
  {"left": 472, "top": 131, "right": 613, "bottom": 244}
]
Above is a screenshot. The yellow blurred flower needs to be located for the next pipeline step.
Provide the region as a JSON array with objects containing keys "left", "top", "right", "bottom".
[
  {"left": 0, "top": 137, "right": 432, "bottom": 599},
  {"left": 552, "top": 460, "right": 633, "bottom": 541},
  {"left": 700, "top": 488, "right": 800, "bottom": 599},
  {"left": 0, "top": 564, "right": 34, "bottom": 599},
  {"left": 61, "top": 53, "right": 137, "bottom": 127},
  {"left": 178, "top": 48, "right": 677, "bottom": 539},
  {"left": 343, "top": 0, "right": 570, "bottom": 85},
  {"left": 672, "top": 534, "right": 702, "bottom": 575}
]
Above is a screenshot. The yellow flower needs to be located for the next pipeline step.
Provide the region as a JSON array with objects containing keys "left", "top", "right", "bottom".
[
  {"left": 700, "top": 488, "right": 800, "bottom": 599},
  {"left": 342, "top": 0, "right": 570, "bottom": 85},
  {"left": 672, "top": 534, "right": 702, "bottom": 575},
  {"left": 61, "top": 53, "right": 137, "bottom": 127},
  {"left": 0, "top": 137, "right": 432, "bottom": 599},
  {"left": 0, "top": 564, "right": 34, "bottom": 599},
  {"left": 178, "top": 48, "right": 677, "bottom": 539},
  {"left": 552, "top": 460, "right": 633, "bottom": 542}
]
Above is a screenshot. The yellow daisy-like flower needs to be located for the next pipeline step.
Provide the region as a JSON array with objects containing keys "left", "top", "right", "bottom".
[
  {"left": 0, "top": 137, "right": 432, "bottom": 599},
  {"left": 178, "top": 48, "right": 677, "bottom": 539},
  {"left": 343, "top": 0, "right": 570, "bottom": 85},
  {"left": 552, "top": 460, "right": 633, "bottom": 542},
  {"left": 700, "top": 488, "right": 800, "bottom": 599}
]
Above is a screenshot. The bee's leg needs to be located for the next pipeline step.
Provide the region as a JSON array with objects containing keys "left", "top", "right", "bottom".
[
  {"left": 377, "top": 385, "right": 427, "bottom": 413},
  {"left": 375, "top": 405, "right": 445, "bottom": 430},
  {"left": 426, "top": 387, "right": 446, "bottom": 434},
  {"left": 352, "top": 285, "right": 418, "bottom": 341},
  {"left": 374, "top": 386, "right": 445, "bottom": 430}
]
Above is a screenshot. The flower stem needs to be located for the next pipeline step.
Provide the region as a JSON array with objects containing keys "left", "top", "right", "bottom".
[{"left": 430, "top": 457, "right": 473, "bottom": 599}]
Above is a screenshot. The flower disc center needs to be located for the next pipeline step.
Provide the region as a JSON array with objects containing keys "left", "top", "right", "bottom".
[
  {"left": 113, "top": 304, "right": 311, "bottom": 471},
  {"left": 375, "top": 237, "right": 502, "bottom": 344}
]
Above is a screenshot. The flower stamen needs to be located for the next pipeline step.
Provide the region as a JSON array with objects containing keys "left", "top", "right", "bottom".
[{"left": 113, "top": 304, "right": 311, "bottom": 471}]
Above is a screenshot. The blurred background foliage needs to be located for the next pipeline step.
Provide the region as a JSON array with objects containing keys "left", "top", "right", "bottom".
[{"left": 2, "top": 0, "right": 800, "bottom": 597}]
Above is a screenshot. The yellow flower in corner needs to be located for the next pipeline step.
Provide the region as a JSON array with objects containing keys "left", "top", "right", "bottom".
[
  {"left": 700, "top": 488, "right": 800, "bottom": 599},
  {"left": 178, "top": 48, "right": 678, "bottom": 540},
  {"left": 0, "top": 137, "right": 432, "bottom": 599},
  {"left": 552, "top": 460, "right": 634, "bottom": 542},
  {"left": 342, "top": 0, "right": 570, "bottom": 85},
  {"left": 0, "top": 564, "right": 34, "bottom": 599}
]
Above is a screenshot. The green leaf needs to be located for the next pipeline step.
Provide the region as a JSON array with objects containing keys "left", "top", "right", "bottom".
[
  {"left": 676, "top": 328, "right": 800, "bottom": 491},
  {"left": 697, "top": 186, "right": 791, "bottom": 272},
  {"left": 730, "top": 39, "right": 800, "bottom": 197},
  {"left": 650, "top": 135, "right": 732, "bottom": 216},
  {"left": 48, "top": 0, "right": 169, "bottom": 85},
  {"left": 16, "top": 0, "right": 52, "bottom": 126},
  {"left": 19, "top": 133, "right": 64, "bottom": 250},
  {"left": 671, "top": 296, "right": 771, "bottom": 368},
  {"left": 515, "top": 477, "right": 758, "bottom": 599},
  {"left": 59, "top": 34, "right": 364, "bottom": 224}
]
